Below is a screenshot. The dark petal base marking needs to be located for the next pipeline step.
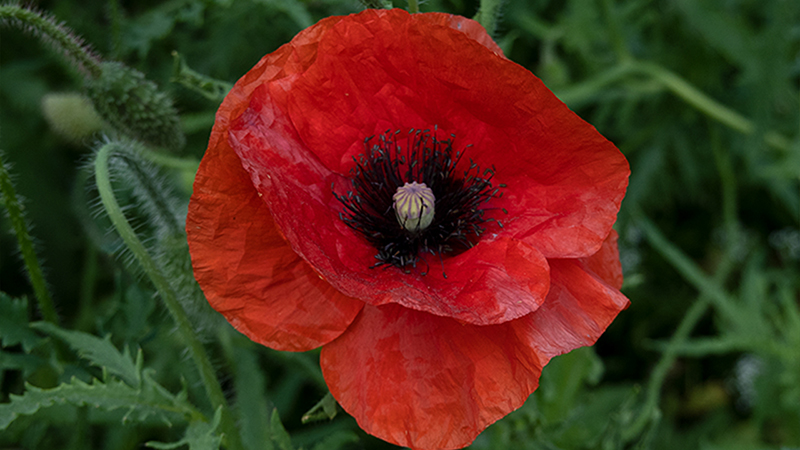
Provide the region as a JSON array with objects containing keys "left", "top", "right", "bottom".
[{"left": 334, "top": 128, "right": 505, "bottom": 275}]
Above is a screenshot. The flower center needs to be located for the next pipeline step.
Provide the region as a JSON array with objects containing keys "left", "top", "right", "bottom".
[
  {"left": 393, "top": 182, "right": 435, "bottom": 233},
  {"left": 334, "top": 128, "right": 504, "bottom": 274}
]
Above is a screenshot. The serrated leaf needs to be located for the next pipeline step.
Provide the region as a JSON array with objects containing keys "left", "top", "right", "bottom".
[
  {"left": 0, "top": 375, "right": 197, "bottom": 430},
  {"left": 270, "top": 409, "right": 293, "bottom": 450},
  {"left": 0, "top": 349, "right": 44, "bottom": 377},
  {"left": 0, "top": 293, "right": 41, "bottom": 352},
  {"left": 147, "top": 407, "right": 223, "bottom": 450},
  {"left": 301, "top": 392, "right": 337, "bottom": 424},
  {"left": 31, "top": 321, "right": 140, "bottom": 387}
]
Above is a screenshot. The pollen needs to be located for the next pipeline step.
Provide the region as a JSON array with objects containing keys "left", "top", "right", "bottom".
[{"left": 393, "top": 182, "right": 435, "bottom": 233}]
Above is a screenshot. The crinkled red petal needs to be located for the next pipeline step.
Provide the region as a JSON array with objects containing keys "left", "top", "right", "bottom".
[
  {"left": 514, "top": 230, "right": 629, "bottom": 360},
  {"left": 186, "top": 29, "right": 363, "bottom": 352},
  {"left": 224, "top": 11, "right": 551, "bottom": 325},
  {"left": 203, "top": 8, "right": 627, "bottom": 328},
  {"left": 320, "top": 233, "right": 629, "bottom": 450},
  {"left": 286, "top": 9, "right": 629, "bottom": 258},
  {"left": 231, "top": 98, "right": 551, "bottom": 326},
  {"left": 320, "top": 303, "right": 544, "bottom": 450},
  {"left": 582, "top": 229, "right": 623, "bottom": 290}
]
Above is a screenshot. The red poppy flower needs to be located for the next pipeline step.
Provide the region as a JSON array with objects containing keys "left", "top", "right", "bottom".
[{"left": 187, "top": 8, "right": 630, "bottom": 450}]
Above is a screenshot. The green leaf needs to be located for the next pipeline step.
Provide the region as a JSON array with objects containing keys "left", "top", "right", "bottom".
[
  {"left": 30, "top": 321, "right": 140, "bottom": 387},
  {"left": 301, "top": 392, "right": 337, "bottom": 424},
  {"left": 0, "top": 349, "right": 44, "bottom": 377},
  {"left": 270, "top": 409, "right": 293, "bottom": 450},
  {"left": 170, "top": 51, "right": 232, "bottom": 103},
  {"left": 147, "top": 407, "right": 223, "bottom": 450},
  {"left": 537, "top": 347, "right": 604, "bottom": 423},
  {"left": 0, "top": 293, "right": 40, "bottom": 352},
  {"left": 0, "top": 374, "right": 197, "bottom": 430}
]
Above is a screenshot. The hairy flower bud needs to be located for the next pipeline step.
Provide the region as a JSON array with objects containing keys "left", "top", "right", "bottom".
[
  {"left": 41, "top": 92, "right": 104, "bottom": 143},
  {"left": 85, "top": 62, "right": 185, "bottom": 151}
]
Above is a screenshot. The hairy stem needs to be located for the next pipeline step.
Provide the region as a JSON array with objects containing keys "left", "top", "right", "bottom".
[
  {"left": 0, "top": 4, "right": 101, "bottom": 78},
  {"left": 0, "top": 151, "right": 59, "bottom": 324},
  {"left": 93, "top": 142, "right": 244, "bottom": 450},
  {"left": 113, "top": 152, "right": 184, "bottom": 237},
  {"left": 474, "top": 0, "right": 504, "bottom": 37}
]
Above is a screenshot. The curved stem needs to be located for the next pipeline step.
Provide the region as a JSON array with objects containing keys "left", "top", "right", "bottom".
[
  {"left": 0, "top": 4, "right": 102, "bottom": 78},
  {"left": 93, "top": 143, "right": 244, "bottom": 450},
  {"left": 624, "top": 209, "right": 739, "bottom": 440},
  {"left": 114, "top": 152, "right": 184, "bottom": 236},
  {"left": 633, "top": 62, "right": 752, "bottom": 137},
  {"left": 0, "top": 151, "right": 59, "bottom": 324},
  {"left": 554, "top": 62, "right": 637, "bottom": 106},
  {"left": 555, "top": 61, "right": 793, "bottom": 153},
  {"left": 138, "top": 146, "right": 200, "bottom": 172}
]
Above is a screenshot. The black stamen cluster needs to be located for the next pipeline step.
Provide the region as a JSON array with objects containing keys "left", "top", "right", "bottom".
[{"left": 334, "top": 129, "right": 505, "bottom": 275}]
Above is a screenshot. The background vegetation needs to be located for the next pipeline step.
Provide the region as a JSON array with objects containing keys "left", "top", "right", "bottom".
[{"left": 1, "top": 0, "right": 799, "bottom": 449}]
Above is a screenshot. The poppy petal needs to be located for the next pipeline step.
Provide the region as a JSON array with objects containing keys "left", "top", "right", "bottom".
[
  {"left": 229, "top": 102, "right": 550, "bottom": 325},
  {"left": 229, "top": 103, "right": 551, "bottom": 326},
  {"left": 515, "top": 231, "right": 629, "bottom": 360},
  {"left": 285, "top": 9, "right": 629, "bottom": 259},
  {"left": 186, "top": 35, "right": 364, "bottom": 351},
  {"left": 320, "top": 232, "right": 628, "bottom": 449},
  {"left": 415, "top": 12, "right": 504, "bottom": 56},
  {"left": 582, "top": 229, "right": 624, "bottom": 290},
  {"left": 320, "top": 303, "right": 544, "bottom": 450},
  {"left": 224, "top": 17, "right": 550, "bottom": 325}
]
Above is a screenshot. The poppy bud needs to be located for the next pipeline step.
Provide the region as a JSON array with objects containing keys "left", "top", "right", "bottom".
[
  {"left": 85, "top": 62, "right": 185, "bottom": 151},
  {"left": 41, "top": 92, "right": 104, "bottom": 143}
]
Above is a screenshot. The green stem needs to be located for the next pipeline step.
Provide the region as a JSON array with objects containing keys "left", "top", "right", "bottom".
[
  {"left": 554, "top": 63, "right": 635, "bottom": 106},
  {"left": 634, "top": 211, "right": 739, "bottom": 322},
  {"left": 555, "top": 61, "right": 793, "bottom": 153},
  {"left": 108, "top": 0, "right": 123, "bottom": 60},
  {"left": 114, "top": 152, "right": 184, "bottom": 236},
  {"left": 0, "top": 4, "right": 102, "bottom": 78},
  {"left": 599, "top": 0, "right": 631, "bottom": 62},
  {"left": 710, "top": 125, "right": 738, "bottom": 238},
  {"left": 407, "top": 0, "right": 419, "bottom": 14},
  {"left": 473, "top": 0, "right": 504, "bottom": 37},
  {"left": 623, "top": 295, "right": 710, "bottom": 440},
  {"left": 633, "top": 62, "right": 753, "bottom": 137},
  {"left": 93, "top": 143, "right": 244, "bottom": 450},
  {"left": 139, "top": 146, "right": 200, "bottom": 172},
  {"left": 624, "top": 210, "right": 740, "bottom": 440},
  {"left": 0, "top": 151, "right": 59, "bottom": 324}
]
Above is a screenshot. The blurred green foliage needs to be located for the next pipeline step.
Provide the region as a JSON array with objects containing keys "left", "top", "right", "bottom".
[{"left": 2, "top": 0, "right": 800, "bottom": 449}]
